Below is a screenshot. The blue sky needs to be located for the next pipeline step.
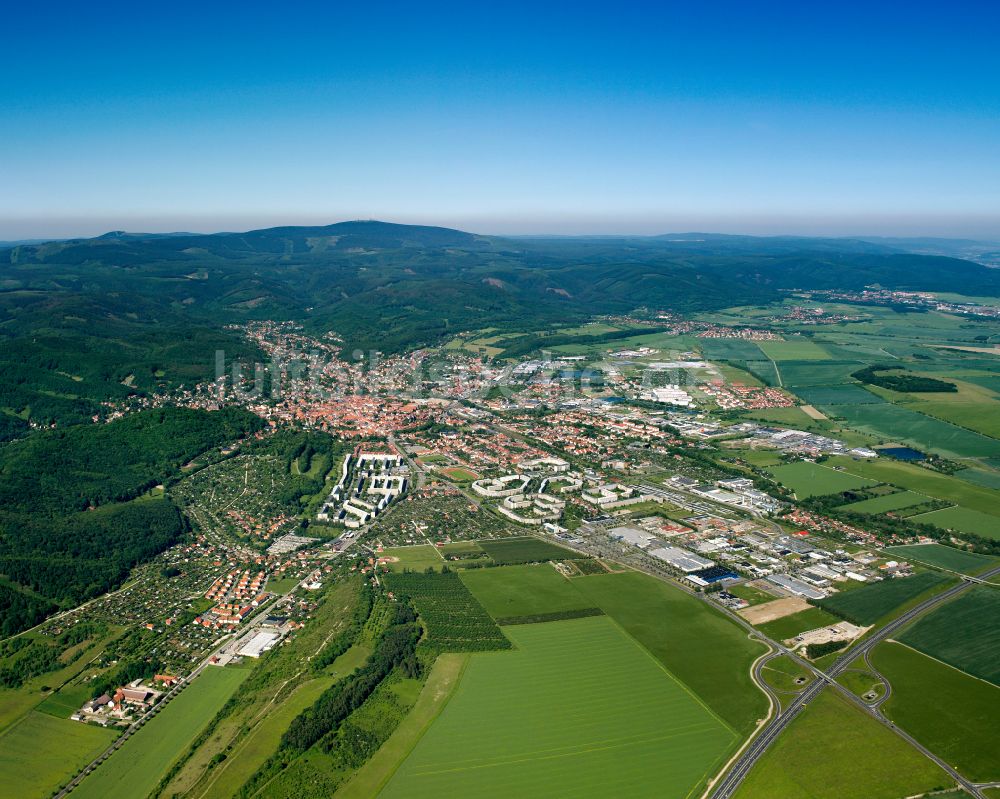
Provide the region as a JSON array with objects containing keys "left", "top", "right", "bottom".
[{"left": 2, "top": 0, "right": 998, "bottom": 238}]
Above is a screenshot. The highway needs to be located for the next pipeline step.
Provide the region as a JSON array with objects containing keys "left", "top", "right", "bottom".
[
  {"left": 607, "top": 475, "right": 997, "bottom": 798},
  {"left": 706, "top": 564, "right": 1000, "bottom": 799},
  {"left": 466, "top": 426, "right": 998, "bottom": 797}
]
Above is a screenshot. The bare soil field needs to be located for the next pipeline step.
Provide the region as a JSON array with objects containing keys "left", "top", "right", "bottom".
[{"left": 739, "top": 596, "right": 811, "bottom": 625}]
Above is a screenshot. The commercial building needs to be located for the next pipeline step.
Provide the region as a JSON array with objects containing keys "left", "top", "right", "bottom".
[
  {"left": 238, "top": 630, "right": 281, "bottom": 658},
  {"left": 650, "top": 546, "right": 715, "bottom": 572},
  {"left": 767, "top": 573, "right": 826, "bottom": 600}
]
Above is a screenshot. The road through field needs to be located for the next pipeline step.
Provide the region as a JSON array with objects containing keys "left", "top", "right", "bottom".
[{"left": 706, "top": 564, "right": 1000, "bottom": 799}]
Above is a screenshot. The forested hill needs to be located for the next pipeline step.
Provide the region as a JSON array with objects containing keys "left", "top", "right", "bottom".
[
  {"left": 0, "top": 408, "right": 263, "bottom": 636},
  {"left": 3, "top": 221, "right": 1000, "bottom": 428}
]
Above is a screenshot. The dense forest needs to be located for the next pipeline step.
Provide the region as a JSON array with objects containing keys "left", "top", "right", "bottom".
[
  {"left": 0, "top": 406, "right": 263, "bottom": 513},
  {"left": 0, "top": 407, "right": 263, "bottom": 634},
  {"left": 851, "top": 365, "right": 958, "bottom": 393}
]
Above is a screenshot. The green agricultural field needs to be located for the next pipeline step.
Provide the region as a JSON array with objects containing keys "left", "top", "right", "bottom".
[
  {"left": 573, "top": 571, "right": 768, "bottom": 735},
  {"left": 907, "top": 394, "right": 1000, "bottom": 438},
  {"left": 792, "top": 383, "right": 884, "bottom": 406},
  {"left": 733, "top": 688, "right": 952, "bottom": 799},
  {"left": 742, "top": 359, "right": 781, "bottom": 386},
  {"left": 830, "top": 402, "right": 1000, "bottom": 459},
  {"left": 902, "top": 382, "right": 1000, "bottom": 439},
  {"left": 839, "top": 490, "right": 927, "bottom": 514},
  {"left": 380, "top": 544, "right": 445, "bottom": 572},
  {"left": 0, "top": 711, "right": 117, "bottom": 799},
  {"left": 909, "top": 505, "right": 1000, "bottom": 540},
  {"left": 741, "top": 405, "right": 814, "bottom": 426},
  {"left": 779, "top": 360, "right": 865, "bottom": 387},
  {"left": 963, "top": 373, "right": 1000, "bottom": 394},
  {"left": 766, "top": 462, "right": 877, "bottom": 498},
  {"left": 478, "top": 536, "right": 583, "bottom": 565},
  {"left": 73, "top": 666, "right": 249, "bottom": 799},
  {"left": 757, "top": 339, "right": 832, "bottom": 361},
  {"left": 698, "top": 339, "right": 766, "bottom": 360},
  {"left": 899, "top": 586, "right": 1000, "bottom": 686},
  {"left": 815, "top": 571, "right": 951, "bottom": 626},
  {"left": 872, "top": 641, "right": 1000, "bottom": 782},
  {"left": 755, "top": 606, "right": 841, "bottom": 641},
  {"left": 884, "top": 544, "right": 997, "bottom": 575},
  {"left": 460, "top": 564, "right": 594, "bottom": 620},
  {"left": 957, "top": 466, "right": 1000, "bottom": 489},
  {"left": 828, "top": 454, "right": 1000, "bottom": 517},
  {"left": 380, "top": 617, "right": 737, "bottom": 799}
]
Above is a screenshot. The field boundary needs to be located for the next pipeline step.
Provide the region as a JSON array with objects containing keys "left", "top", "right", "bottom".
[
  {"left": 335, "top": 652, "right": 471, "bottom": 798},
  {"left": 885, "top": 639, "right": 1000, "bottom": 689},
  {"left": 600, "top": 613, "right": 739, "bottom": 738},
  {"left": 699, "top": 643, "right": 777, "bottom": 799}
]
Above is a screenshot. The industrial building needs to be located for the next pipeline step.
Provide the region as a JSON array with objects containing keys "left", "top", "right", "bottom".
[{"left": 650, "top": 546, "right": 715, "bottom": 573}]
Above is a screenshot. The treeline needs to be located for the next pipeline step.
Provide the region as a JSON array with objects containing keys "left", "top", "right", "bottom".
[
  {"left": 495, "top": 607, "right": 604, "bottom": 626},
  {"left": 281, "top": 602, "right": 420, "bottom": 752},
  {"left": 89, "top": 654, "right": 164, "bottom": 700},
  {"left": 239, "top": 599, "right": 421, "bottom": 796},
  {"left": 311, "top": 582, "right": 374, "bottom": 673},
  {"left": 806, "top": 640, "right": 847, "bottom": 659},
  {"left": 852, "top": 365, "right": 957, "bottom": 393},
  {"left": 0, "top": 639, "right": 63, "bottom": 688}
]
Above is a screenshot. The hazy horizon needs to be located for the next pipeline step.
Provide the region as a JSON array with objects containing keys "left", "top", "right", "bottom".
[
  {"left": 4, "top": 1, "right": 998, "bottom": 244},
  {"left": 3, "top": 212, "right": 1000, "bottom": 243}
]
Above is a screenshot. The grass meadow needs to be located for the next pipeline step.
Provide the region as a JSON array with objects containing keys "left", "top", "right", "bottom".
[
  {"left": 873, "top": 641, "right": 1000, "bottom": 782},
  {"left": 733, "top": 688, "right": 951, "bottom": 799},
  {"left": 755, "top": 606, "right": 841, "bottom": 641},
  {"left": 765, "top": 462, "right": 877, "bottom": 498},
  {"left": 884, "top": 544, "right": 997, "bottom": 575},
  {"left": 73, "top": 666, "right": 249, "bottom": 799},
  {"left": 0, "top": 711, "right": 117, "bottom": 799},
  {"left": 840, "top": 490, "right": 927, "bottom": 514},
  {"left": 380, "top": 544, "right": 446, "bottom": 572}
]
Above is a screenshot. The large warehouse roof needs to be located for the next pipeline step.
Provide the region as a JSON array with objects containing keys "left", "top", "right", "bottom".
[{"left": 650, "top": 546, "right": 714, "bottom": 573}]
